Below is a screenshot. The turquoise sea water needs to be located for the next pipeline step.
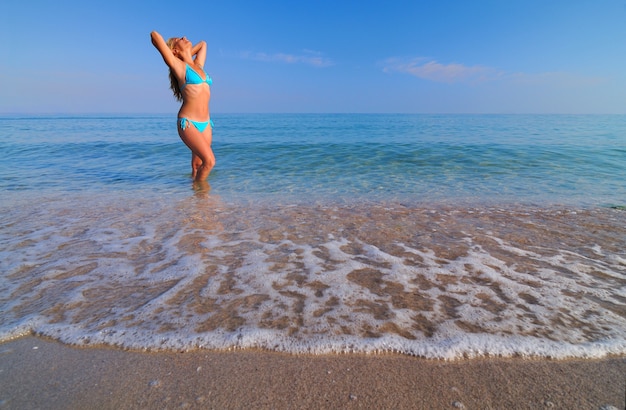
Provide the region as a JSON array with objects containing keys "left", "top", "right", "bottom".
[
  {"left": 2, "top": 114, "right": 625, "bottom": 205},
  {"left": 1, "top": 114, "right": 625, "bottom": 359}
]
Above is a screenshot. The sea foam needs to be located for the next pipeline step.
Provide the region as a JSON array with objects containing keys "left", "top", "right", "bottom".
[{"left": 1, "top": 194, "right": 625, "bottom": 359}]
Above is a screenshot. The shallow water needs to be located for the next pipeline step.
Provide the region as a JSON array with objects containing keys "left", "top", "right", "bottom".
[
  {"left": 1, "top": 114, "right": 625, "bottom": 358},
  {"left": 2, "top": 114, "right": 625, "bottom": 205}
]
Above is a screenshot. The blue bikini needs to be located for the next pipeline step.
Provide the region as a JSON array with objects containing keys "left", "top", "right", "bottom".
[
  {"left": 180, "top": 117, "right": 214, "bottom": 132},
  {"left": 181, "top": 64, "right": 213, "bottom": 89},
  {"left": 179, "top": 64, "right": 213, "bottom": 132}
]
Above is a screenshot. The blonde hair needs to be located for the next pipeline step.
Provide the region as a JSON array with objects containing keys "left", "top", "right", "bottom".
[{"left": 166, "top": 37, "right": 183, "bottom": 102}]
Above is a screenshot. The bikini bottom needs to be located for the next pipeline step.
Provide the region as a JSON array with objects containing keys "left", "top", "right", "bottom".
[{"left": 179, "top": 117, "right": 214, "bottom": 132}]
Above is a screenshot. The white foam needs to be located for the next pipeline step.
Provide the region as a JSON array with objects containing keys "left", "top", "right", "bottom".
[{"left": 1, "top": 197, "right": 626, "bottom": 360}]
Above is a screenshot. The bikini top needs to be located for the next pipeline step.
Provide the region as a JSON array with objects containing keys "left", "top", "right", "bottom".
[{"left": 181, "top": 64, "right": 212, "bottom": 90}]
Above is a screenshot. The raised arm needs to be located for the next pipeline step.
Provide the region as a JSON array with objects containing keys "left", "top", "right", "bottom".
[
  {"left": 150, "top": 31, "right": 180, "bottom": 69},
  {"left": 192, "top": 41, "right": 207, "bottom": 67}
]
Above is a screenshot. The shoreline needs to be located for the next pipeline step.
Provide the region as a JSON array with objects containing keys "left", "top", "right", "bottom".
[{"left": 1, "top": 336, "right": 624, "bottom": 409}]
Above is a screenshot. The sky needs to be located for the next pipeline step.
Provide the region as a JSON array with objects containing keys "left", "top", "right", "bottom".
[{"left": 2, "top": 0, "right": 626, "bottom": 114}]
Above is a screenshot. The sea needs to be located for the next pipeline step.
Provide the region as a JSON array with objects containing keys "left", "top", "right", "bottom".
[{"left": 1, "top": 113, "right": 625, "bottom": 360}]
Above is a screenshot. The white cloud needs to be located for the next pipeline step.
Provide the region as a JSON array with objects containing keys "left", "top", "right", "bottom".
[
  {"left": 383, "top": 57, "right": 605, "bottom": 87},
  {"left": 383, "top": 58, "right": 498, "bottom": 83},
  {"left": 240, "top": 50, "right": 333, "bottom": 67}
]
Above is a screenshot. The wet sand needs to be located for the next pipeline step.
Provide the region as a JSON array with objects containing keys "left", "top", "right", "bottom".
[{"left": 0, "top": 336, "right": 624, "bottom": 409}]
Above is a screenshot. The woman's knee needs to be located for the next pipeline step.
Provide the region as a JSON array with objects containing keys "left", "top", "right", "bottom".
[
  {"left": 199, "top": 149, "right": 215, "bottom": 169},
  {"left": 206, "top": 156, "right": 215, "bottom": 169}
]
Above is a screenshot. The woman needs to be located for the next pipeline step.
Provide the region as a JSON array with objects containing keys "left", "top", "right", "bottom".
[{"left": 151, "top": 31, "right": 215, "bottom": 182}]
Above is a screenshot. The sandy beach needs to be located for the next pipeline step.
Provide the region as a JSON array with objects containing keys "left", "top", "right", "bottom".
[{"left": 0, "top": 336, "right": 623, "bottom": 409}]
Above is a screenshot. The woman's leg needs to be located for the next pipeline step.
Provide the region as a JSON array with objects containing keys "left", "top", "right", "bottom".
[
  {"left": 178, "top": 124, "right": 215, "bottom": 181},
  {"left": 191, "top": 152, "right": 202, "bottom": 179}
]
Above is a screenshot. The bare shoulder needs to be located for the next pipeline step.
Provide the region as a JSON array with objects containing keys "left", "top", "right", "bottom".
[{"left": 151, "top": 31, "right": 184, "bottom": 73}]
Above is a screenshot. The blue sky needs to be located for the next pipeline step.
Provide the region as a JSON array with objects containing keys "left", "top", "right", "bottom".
[{"left": 2, "top": 0, "right": 625, "bottom": 114}]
